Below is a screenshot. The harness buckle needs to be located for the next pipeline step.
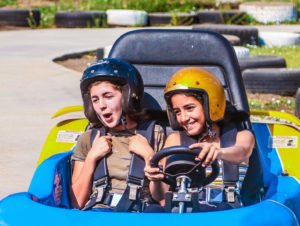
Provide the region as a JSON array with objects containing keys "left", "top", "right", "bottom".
[
  {"left": 224, "top": 186, "right": 236, "bottom": 203},
  {"left": 128, "top": 184, "right": 139, "bottom": 200},
  {"left": 93, "top": 176, "right": 109, "bottom": 203},
  {"left": 127, "top": 175, "right": 143, "bottom": 201}
]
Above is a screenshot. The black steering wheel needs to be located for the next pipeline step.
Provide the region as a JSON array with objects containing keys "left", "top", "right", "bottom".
[{"left": 151, "top": 145, "right": 220, "bottom": 188}]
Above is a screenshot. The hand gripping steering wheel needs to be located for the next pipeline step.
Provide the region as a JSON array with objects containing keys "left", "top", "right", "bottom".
[{"left": 150, "top": 145, "right": 220, "bottom": 188}]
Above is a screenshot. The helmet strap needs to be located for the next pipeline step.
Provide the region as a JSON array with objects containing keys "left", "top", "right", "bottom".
[
  {"left": 195, "top": 122, "right": 216, "bottom": 143},
  {"left": 120, "top": 112, "right": 136, "bottom": 135},
  {"left": 207, "top": 122, "right": 216, "bottom": 138}
]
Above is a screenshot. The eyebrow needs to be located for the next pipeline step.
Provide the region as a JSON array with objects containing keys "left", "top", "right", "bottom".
[
  {"left": 173, "top": 102, "right": 195, "bottom": 108},
  {"left": 91, "top": 91, "right": 112, "bottom": 99}
]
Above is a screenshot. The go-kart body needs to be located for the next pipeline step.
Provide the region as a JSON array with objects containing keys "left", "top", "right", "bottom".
[
  {"left": 0, "top": 109, "right": 299, "bottom": 226},
  {"left": 1, "top": 29, "right": 300, "bottom": 225}
]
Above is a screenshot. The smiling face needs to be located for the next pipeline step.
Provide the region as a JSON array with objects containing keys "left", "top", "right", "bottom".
[
  {"left": 171, "top": 93, "right": 206, "bottom": 136},
  {"left": 90, "top": 81, "right": 123, "bottom": 129}
]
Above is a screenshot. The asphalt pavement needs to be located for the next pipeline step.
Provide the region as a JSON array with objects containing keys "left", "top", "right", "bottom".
[
  {"left": 0, "top": 27, "right": 137, "bottom": 199},
  {"left": 1, "top": 25, "right": 300, "bottom": 200}
]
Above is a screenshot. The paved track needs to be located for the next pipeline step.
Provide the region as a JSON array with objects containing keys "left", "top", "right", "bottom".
[
  {"left": 0, "top": 28, "right": 136, "bottom": 199},
  {"left": 1, "top": 25, "right": 300, "bottom": 200}
]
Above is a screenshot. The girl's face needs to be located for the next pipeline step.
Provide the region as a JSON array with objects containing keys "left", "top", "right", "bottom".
[
  {"left": 171, "top": 93, "right": 206, "bottom": 136},
  {"left": 90, "top": 81, "right": 123, "bottom": 128}
]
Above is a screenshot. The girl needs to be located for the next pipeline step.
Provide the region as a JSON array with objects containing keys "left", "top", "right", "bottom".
[
  {"left": 147, "top": 67, "right": 255, "bottom": 210},
  {"left": 69, "top": 58, "right": 165, "bottom": 212}
]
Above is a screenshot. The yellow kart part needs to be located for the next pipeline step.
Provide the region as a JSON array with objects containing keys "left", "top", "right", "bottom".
[
  {"left": 251, "top": 110, "right": 300, "bottom": 181},
  {"left": 270, "top": 123, "right": 300, "bottom": 180},
  {"left": 37, "top": 118, "right": 88, "bottom": 166},
  {"left": 251, "top": 110, "right": 300, "bottom": 126},
  {"left": 37, "top": 105, "right": 88, "bottom": 166},
  {"left": 51, "top": 106, "right": 84, "bottom": 119}
]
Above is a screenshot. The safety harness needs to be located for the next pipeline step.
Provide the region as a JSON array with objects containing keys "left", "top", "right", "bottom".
[
  {"left": 83, "top": 120, "right": 156, "bottom": 212},
  {"left": 180, "top": 121, "right": 240, "bottom": 205}
]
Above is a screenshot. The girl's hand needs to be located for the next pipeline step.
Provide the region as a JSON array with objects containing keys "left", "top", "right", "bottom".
[
  {"left": 88, "top": 130, "right": 112, "bottom": 161},
  {"left": 189, "top": 142, "right": 223, "bottom": 167},
  {"left": 129, "top": 134, "right": 154, "bottom": 160},
  {"left": 144, "top": 157, "right": 164, "bottom": 181}
]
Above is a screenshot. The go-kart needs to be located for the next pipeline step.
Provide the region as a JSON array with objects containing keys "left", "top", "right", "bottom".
[{"left": 0, "top": 29, "right": 299, "bottom": 226}]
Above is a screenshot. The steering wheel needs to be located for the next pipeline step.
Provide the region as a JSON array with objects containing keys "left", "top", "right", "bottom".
[{"left": 151, "top": 145, "right": 220, "bottom": 188}]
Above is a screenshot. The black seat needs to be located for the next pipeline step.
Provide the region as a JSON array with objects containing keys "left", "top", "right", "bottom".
[{"left": 108, "top": 29, "right": 263, "bottom": 206}]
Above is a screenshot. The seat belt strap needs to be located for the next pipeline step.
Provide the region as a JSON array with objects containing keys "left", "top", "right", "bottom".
[
  {"left": 83, "top": 127, "right": 109, "bottom": 210},
  {"left": 220, "top": 122, "right": 239, "bottom": 203},
  {"left": 114, "top": 120, "right": 156, "bottom": 212}
]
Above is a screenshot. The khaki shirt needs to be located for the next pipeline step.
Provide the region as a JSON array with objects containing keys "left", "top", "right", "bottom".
[{"left": 71, "top": 124, "right": 165, "bottom": 207}]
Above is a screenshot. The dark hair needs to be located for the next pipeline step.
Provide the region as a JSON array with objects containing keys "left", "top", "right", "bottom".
[
  {"left": 170, "top": 91, "right": 203, "bottom": 109},
  {"left": 88, "top": 80, "right": 122, "bottom": 95}
]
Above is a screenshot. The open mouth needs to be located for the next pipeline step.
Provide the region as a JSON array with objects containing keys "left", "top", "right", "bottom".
[{"left": 102, "top": 113, "right": 113, "bottom": 121}]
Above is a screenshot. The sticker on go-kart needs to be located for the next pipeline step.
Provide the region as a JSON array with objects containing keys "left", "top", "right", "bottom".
[
  {"left": 56, "top": 130, "right": 83, "bottom": 143},
  {"left": 268, "top": 136, "right": 298, "bottom": 148}
]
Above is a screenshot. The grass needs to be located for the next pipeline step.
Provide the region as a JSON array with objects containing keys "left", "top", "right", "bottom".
[
  {"left": 248, "top": 44, "right": 300, "bottom": 68},
  {"left": 0, "top": 0, "right": 16, "bottom": 7},
  {"left": 247, "top": 44, "right": 299, "bottom": 114},
  {"left": 2, "top": 0, "right": 300, "bottom": 28},
  {"left": 247, "top": 94, "right": 295, "bottom": 114}
]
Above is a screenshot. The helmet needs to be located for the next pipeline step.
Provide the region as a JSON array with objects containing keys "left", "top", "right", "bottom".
[
  {"left": 164, "top": 67, "right": 226, "bottom": 130},
  {"left": 80, "top": 58, "right": 144, "bottom": 124}
]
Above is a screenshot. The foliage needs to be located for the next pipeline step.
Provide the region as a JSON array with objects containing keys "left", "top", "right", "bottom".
[
  {"left": 3, "top": 0, "right": 300, "bottom": 28},
  {"left": 248, "top": 95, "right": 295, "bottom": 114},
  {"left": 37, "top": 6, "right": 57, "bottom": 28},
  {"left": 0, "top": 0, "right": 16, "bottom": 7},
  {"left": 248, "top": 44, "right": 300, "bottom": 68}
]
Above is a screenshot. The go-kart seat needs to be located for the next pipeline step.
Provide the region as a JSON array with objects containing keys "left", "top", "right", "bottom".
[{"left": 108, "top": 29, "right": 263, "bottom": 206}]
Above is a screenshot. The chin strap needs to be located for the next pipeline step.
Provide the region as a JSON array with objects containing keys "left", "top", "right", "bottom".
[
  {"left": 194, "top": 123, "right": 216, "bottom": 143},
  {"left": 207, "top": 122, "right": 216, "bottom": 139}
]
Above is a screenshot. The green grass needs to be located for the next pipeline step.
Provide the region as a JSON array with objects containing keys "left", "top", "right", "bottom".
[
  {"left": 248, "top": 96, "right": 295, "bottom": 114},
  {"left": 248, "top": 44, "right": 300, "bottom": 68},
  {"left": 3, "top": 0, "right": 300, "bottom": 28},
  {"left": 36, "top": 0, "right": 205, "bottom": 12},
  {"left": 0, "top": 0, "right": 16, "bottom": 7},
  {"left": 247, "top": 44, "right": 299, "bottom": 113}
]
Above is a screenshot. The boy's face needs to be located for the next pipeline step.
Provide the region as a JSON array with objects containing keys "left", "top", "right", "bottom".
[
  {"left": 171, "top": 93, "right": 206, "bottom": 136},
  {"left": 90, "top": 81, "right": 122, "bottom": 128}
]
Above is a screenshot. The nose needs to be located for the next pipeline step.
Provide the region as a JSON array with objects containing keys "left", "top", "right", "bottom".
[
  {"left": 180, "top": 110, "right": 189, "bottom": 123},
  {"left": 99, "top": 98, "right": 107, "bottom": 110}
]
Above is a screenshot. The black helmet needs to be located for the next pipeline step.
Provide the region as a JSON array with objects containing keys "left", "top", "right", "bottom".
[{"left": 80, "top": 58, "right": 144, "bottom": 124}]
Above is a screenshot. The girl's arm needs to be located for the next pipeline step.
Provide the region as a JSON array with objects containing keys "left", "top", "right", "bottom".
[
  {"left": 70, "top": 157, "right": 97, "bottom": 209},
  {"left": 191, "top": 129, "right": 255, "bottom": 167},
  {"left": 217, "top": 129, "right": 254, "bottom": 164},
  {"left": 70, "top": 131, "right": 112, "bottom": 209}
]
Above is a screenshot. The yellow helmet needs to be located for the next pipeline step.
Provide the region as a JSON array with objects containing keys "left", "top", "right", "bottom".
[{"left": 164, "top": 67, "right": 226, "bottom": 129}]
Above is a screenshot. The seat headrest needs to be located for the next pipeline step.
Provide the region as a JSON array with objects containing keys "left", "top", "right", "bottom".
[{"left": 109, "top": 29, "right": 250, "bottom": 121}]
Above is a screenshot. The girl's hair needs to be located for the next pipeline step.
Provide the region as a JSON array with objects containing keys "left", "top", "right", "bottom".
[
  {"left": 88, "top": 80, "right": 122, "bottom": 94},
  {"left": 170, "top": 91, "right": 203, "bottom": 108}
]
